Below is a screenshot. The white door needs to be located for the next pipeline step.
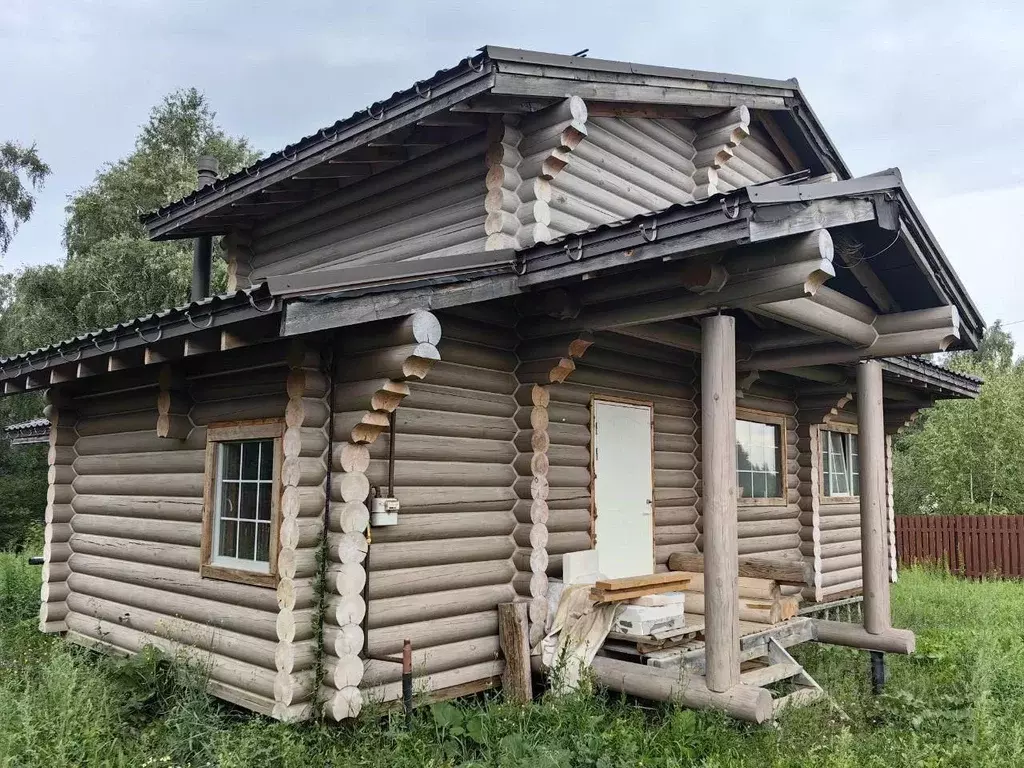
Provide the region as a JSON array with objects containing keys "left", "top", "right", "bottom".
[{"left": 592, "top": 399, "right": 654, "bottom": 579}]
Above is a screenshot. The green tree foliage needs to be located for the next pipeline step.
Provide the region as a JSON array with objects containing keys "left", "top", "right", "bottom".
[
  {"left": 0, "top": 88, "right": 259, "bottom": 356},
  {"left": 0, "top": 141, "right": 51, "bottom": 255},
  {"left": 894, "top": 322, "right": 1024, "bottom": 515},
  {"left": 0, "top": 89, "right": 258, "bottom": 547}
]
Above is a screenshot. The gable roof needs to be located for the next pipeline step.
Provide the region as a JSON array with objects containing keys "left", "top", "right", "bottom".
[{"left": 142, "top": 46, "right": 849, "bottom": 240}]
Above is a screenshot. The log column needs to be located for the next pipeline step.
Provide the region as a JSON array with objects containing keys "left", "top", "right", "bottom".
[
  {"left": 41, "top": 389, "right": 76, "bottom": 633},
  {"left": 700, "top": 314, "right": 739, "bottom": 692},
  {"left": 856, "top": 360, "right": 890, "bottom": 634},
  {"left": 274, "top": 342, "right": 330, "bottom": 722}
]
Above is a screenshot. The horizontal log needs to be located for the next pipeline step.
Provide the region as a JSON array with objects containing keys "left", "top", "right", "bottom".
[
  {"left": 71, "top": 514, "right": 200, "bottom": 547},
  {"left": 71, "top": 533, "right": 200, "bottom": 570},
  {"left": 66, "top": 591, "right": 281, "bottom": 671},
  {"left": 332, "top": 379, "right": 411, "bottom": 414},
  {"left": 361, "top": 660, "right": 504, "bottom": 706},
  {"left": 366, "top": 536, "right": 515, "bottom": 570},
  {"left": 812, "top": 619, "right": 915, "bottom": 654},
  {"left": 363, "top": 636, "right": 501, "bottom": 686},
  {"left": 323, "top": 623, "right": 364, "bottom": 659},
  {"left": 367, "top": 433, "right": 516, "bottom": 464},
  {"left": 370, "top": 561, "right": 515, "bottom": 599},
  {"left": 367, "top": 609, "right": 499, "bottom": 657},
  {"left": 76, "top": 410, "right": 157, "bottom": 437},
  {"left": 589, "top": 657, "right": 772, "bottom": 723},
  {"left": 71, "top": 494, "right": 201, "bottom": 522},
  {"left": 68, "top": 572, "right": 288, "bottom": 642},
  {"left": 68, "top": 552, "right": 311, "bottom": 611},
  {"left": 75, "top": 428, "right": 207, "bottom": 456},
  {"left": 191, "top": 396, "right": 289, "bottom": 426},
  {"left": 65, "top": 613, "right": 280, "bottom": 701},
  {"left": 382, "top": 485, "right": 516, "bottom": 513},
  {"left": 367, "top": 584, "right": 516, "bottom": 629},
  {"left": 370, "top": 511, "right": 516, "bottom": 543},
  {"left": 366, "top": 458, "right": 516, "bottom": 488},
  {"left": 388, "top": 409, "right": 516, "bottom": 441},
  {"left": 405, "top": 381, "right": 516, "bottom": 417},
  {"left": 73, "top": 473, "right": 204, "bottom": 498},
  {"left": 337, "top": 344, "right": 440, "bottom": 383},
  {"left": 668, "top": 552, "right": 811, "bottom": 585},
  {"left": 421, "top": 361, "right": 515, "bottom": 396}
]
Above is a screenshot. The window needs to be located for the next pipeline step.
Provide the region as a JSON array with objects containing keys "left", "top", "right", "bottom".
[
  {"left": 736, "top": 418, "right": 783, "bottom": 500},
  {"left": 822, "top": 430, "right": 859, "bottom": 497},
  {"left": 201, "top": 421, "right": 282, "bottom": 585}
]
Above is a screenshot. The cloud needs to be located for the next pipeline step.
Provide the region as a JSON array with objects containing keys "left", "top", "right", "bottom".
[{"left": 2, "top": 0, "right": 1021, "bottom": 339}]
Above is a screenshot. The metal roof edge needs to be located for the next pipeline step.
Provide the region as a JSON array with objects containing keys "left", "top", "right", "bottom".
[{"left": 881, "top": 356, "right": 982, "bottom": 399}]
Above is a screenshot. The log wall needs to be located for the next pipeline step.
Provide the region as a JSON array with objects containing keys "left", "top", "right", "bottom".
[
  {"left": 323, "top": 309, "right": 509, "bottom": 714},
  {"left": 248, "top": 135, "right": 490, "bottom": 280},
  {"left": 60, "top": 342, "right": 318, "bottom": 719},
  {"left": 514, "top": 334, "right": 699, "bottom": 627},
  {"left": 720, "top": 387, "right": 804, "bottom": 568}
]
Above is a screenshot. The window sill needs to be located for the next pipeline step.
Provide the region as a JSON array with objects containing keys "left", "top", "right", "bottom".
[
  {"left": 737, "top": 497, "right": 788, "bottom": 507},
  {"left": 821, "top": 495, "right": 860, "bottom": 505},
  {"left": 200, "top": 563, "right": 278, "bottom": 588}
]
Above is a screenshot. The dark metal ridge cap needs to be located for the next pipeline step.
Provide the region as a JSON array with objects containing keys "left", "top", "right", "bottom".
[
  {"left": 483, "top": 45, "right": 800, "bottom": 91},
  {"left": 142, "top": 54, "right": 497, "bottom": 240}
]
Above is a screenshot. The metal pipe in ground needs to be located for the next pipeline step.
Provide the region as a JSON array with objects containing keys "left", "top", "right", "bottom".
[{"left": 402, "top": 638, "right": 413, "bottom": 728}]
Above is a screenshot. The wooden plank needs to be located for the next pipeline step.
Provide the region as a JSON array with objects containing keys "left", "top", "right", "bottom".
[
  {"left": 594, "top": 572, "right": 694, "bottom": 592},
  {"left": 667, "top": 551, "right": 809, "bottom": 586},
  {"left": 497, "top": 601, "right": 532, "bottom": 704},
  {"left": 590, "top": 579, "right": 692, "bottom": 603}
]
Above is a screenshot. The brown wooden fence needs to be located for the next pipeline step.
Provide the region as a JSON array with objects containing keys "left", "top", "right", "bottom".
[{"left": 895, "top": 515, "right": 1024, "bottom": 579}]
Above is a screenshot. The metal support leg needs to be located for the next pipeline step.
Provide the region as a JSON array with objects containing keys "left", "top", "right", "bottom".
[{"left": 870, "top": 650, "right": 886, "bottom": 695}]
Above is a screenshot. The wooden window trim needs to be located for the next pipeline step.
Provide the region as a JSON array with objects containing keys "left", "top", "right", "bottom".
[
  {"left": 816, "top": 423, "right": 860, "bottom": 505},
  {"left": 201, "top": 419, "right": 284, "bottom": 588},
  {"left": 735, "top": 408, "right": 788, "bottom": 507}
]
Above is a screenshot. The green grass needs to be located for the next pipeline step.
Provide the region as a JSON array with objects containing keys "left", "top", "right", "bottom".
[{"left": 3, "top": 553, "right": 1024, "bottom": 768}]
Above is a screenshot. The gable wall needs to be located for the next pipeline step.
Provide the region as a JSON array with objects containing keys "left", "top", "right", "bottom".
[{"left": 248, "top": 135, "right": 490, "bottom": 282}]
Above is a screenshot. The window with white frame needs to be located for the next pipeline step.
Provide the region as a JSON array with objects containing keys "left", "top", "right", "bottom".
[
  {"left": 736, "top": 418, "right": 783, "bottom": 500},
  {"left": 202, "top": 422, "right": 282, "bottom": 584},
  {"left": 822, "top": 430, "right": 859, "bottom": 497}
]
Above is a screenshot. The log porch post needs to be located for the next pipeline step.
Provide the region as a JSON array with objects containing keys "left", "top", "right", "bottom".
[
  {"left": 857, "top": 359, "right": 891, "bottom": 634},
  {"left": 701, "top": 314, "right": 740, "bottom": 691}
]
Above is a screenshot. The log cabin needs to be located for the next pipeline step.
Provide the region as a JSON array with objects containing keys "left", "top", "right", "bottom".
[{"left": 0, "top": 47, "right": 984, "bottom": 723}]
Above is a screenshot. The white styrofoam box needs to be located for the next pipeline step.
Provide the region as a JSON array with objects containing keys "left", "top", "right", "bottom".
[
  {"left": 631, "top": 591, "right": 686, "bottom": 607},
  {"left": 563, "top": 549, "right": 601, "bottom": 586},
  {"left": 612, "top": 602, "right": 686, "bottom": 637}
]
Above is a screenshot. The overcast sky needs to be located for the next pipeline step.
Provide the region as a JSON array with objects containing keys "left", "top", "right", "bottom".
[{"left": 3, "top": 1, "right": 1022, "bottom": 338}]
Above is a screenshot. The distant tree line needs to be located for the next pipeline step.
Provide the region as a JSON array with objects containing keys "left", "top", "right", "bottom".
[{"left": 893, "top": 322, "right": 1024, "bottom": 516}]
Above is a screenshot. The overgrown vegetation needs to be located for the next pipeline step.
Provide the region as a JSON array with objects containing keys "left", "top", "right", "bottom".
[
  {"left": 3, "top": 551, "right": 1023, "bottom": 767},
  {"left": 894, "top": 322, "right": 1024, "bottom": 515}
]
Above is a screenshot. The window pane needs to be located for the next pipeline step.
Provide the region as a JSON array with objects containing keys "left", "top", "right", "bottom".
[
  {"left": 738, "top": 471, "right": 754, "bottom": 499},
  {"left": 218, "top": 518, "right": 238, "bottom": 559},
  {"left": 259, "top": 440, "right": 274, "bottom": 479},
  {"left": 219, "top": 481, "right": 239, "bottom": 518},
  {"left": 852, "top": 473, "right": 860, "bottom": 496},
  {"left": 255, "top": 523, "right": 271, "bottom": 562},
  {"left": 258, "top": 483, "right": 273, "bottom": 521},
  {"left": 238, "top": 521, "right": 256, "bottom": 560},
  {"left": 241, "top": 442, "right": 261, "bottom": 480},
  {"left": 239, "top": 483, "right": 258, "bottom": 519},
  {"left": 753, "top": 472, "right": 767, "bottom": 498},
  {"left": 769, "top": 472, "right": 782, "bottom": 497},
  {"left": 221, "top": 443, "right": 241, "bottom": 481}
]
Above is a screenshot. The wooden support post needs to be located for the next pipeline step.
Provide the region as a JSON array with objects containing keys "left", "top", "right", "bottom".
[
  {"left": 857, "top": 360, "right": 890, "bottom": 635},
  {"left": 498, "top": 601, "right": 532, "bottom": 704},
  {"left": 701, "top": 314, "right": 739, "bottom": 692}
]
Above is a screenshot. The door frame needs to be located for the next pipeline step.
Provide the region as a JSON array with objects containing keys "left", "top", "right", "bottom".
[{"left": 589, "top": 395, "right": 656, "bottom": 571}]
